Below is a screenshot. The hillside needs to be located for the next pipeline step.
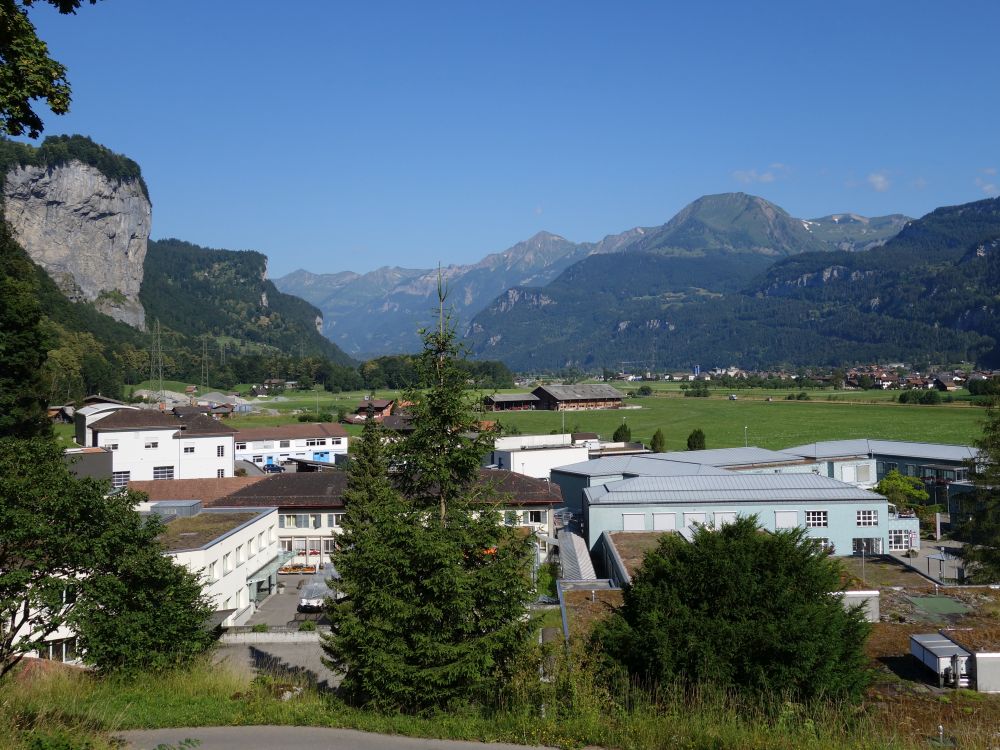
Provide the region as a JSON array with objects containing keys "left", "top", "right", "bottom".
[
  {"left": 141, "top": 239, "right": 354, "bottom": 366},
  {"left": 465, "top": 197, "right": 996, "bottom": 370},
  {"left": 802, "top": 213, "right": 910, "bottom": 252}
]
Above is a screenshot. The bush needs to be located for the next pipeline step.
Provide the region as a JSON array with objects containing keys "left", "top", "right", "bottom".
[
  {"left": 251, "top": 623, "right": 269, "bottom": 633},
  {"left": 298, "top": 620, "right": 317, "bottom": 632}
]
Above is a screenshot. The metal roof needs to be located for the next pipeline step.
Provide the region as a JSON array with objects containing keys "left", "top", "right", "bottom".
[
  {"left": 533, "top": 384, "right": 624, "bottom": 401},
  {"left": 558, "top": 530, "right": 597, "bottom": 580},
  {"left": 649, "top": 447, "right": 807, "bottom": 467},
  {"left": 553, "top": 454, "right": 733, "bottom": 478},
  {"left": 586, "top": 473, "right": 883, "bottom": 506},
  {"left": 783, "top": 439, "right": 976, "bottom": 463},
  {"left": 485, "top": 393, "right": 539, "bottom": 402},
  {"left": 910, "top": 633, "right": 970, "bottom": 659}
]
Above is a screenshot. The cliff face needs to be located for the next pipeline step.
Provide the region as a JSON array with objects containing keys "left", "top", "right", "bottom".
[{"left": 3, "top": 161, "right": 151, "bottom": 328}]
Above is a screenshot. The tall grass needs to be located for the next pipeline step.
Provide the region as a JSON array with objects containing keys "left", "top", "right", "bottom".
[{"left": 2, "top": 650, "right": 948, "bottom": 750}]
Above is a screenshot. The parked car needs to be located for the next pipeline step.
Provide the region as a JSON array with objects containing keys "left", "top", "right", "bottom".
[
  {"left": 262, "top": 464, "right": 285, "bottom": 473},
  {"left": 728, "top": 394, "right": 738, "bottom": 400}
]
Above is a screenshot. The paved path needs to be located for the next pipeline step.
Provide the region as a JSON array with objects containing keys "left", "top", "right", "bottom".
[{"left": 117, "top": 726, "right": 550, "bottom": 750}]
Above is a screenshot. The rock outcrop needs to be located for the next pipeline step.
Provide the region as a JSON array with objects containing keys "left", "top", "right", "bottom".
[{"left": 3, "top": 161, "right": 151, "bottom": 329}]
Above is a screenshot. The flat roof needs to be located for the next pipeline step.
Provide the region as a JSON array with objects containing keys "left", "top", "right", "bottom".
[
  {"left": 911, "top": 633, "right": 971, "bottom": 659},
  {"left": 784, "top": 439, "right": 976, "bottom": 463},
  {"left": 553, "top": 455, "right": 732, "bottom": 478},
  {"left": 941, "top": 627, "right": 1000, "bottom": 653},
  {"left": 157, "top": 509, "right": 268, "bottom": 552},
  {"left": 608, "top": 531, "right": 671, "bottom": 579},
  {"left": 586, "top": 473, "right": 883, "bottom": 506},
  {"left": 235, "top": 423, "right": 348, "bottom": 441}
]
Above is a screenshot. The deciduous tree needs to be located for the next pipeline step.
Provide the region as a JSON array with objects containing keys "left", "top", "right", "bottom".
[{"left": 962, "top": 402, "right": 1000, "bottom": 582}]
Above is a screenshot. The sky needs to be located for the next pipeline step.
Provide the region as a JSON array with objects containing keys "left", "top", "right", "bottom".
[{"left": 21, "top": 1, "right": 1000, "bottom": 277}]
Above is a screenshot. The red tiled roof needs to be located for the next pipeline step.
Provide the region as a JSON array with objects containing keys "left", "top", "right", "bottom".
[{"left": 234, "top": 423, "right": 348, "bottom": 441}]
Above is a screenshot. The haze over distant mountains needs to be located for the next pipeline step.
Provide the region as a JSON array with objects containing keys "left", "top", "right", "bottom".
[{"left": 275, "top": 193, "right": 910, "bottom": 358}]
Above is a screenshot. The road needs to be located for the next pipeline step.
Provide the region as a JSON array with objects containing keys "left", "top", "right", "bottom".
[{"left": 117, "top": 726, "right": 551, "bottom": 750}]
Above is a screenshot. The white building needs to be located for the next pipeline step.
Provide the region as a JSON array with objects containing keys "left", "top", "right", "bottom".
[
  {"left": 234, "top": 424, "right": 349, "bottom": 467},
  {"left": 140, "top": 500, "right": 283, "bottom": 626},
  {"left": 484, "top": 433, "right": 590, "bottom": 479},
  {"left": 86, "top": 409, "right": 236, "bottom": 486}
]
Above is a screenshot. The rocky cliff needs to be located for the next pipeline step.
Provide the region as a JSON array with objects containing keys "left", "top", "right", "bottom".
[{"left": 3, "top": 161, "right": 151, "bottom": 328}]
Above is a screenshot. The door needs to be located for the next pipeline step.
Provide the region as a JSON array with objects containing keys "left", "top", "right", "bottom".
[{"left": 313, "top": 451, "right": 329, "bottom": 462}]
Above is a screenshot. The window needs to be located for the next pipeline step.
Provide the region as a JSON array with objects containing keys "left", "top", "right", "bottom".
[
  {"left": 856, "top": 465, "right": 872, "bottom": 483},
  {"left": 841, "top": 465, "right": 857, "bottom": 483},
  {"left": 323, "top": 538, "right": 337, "bottom": 553},
  {"left": 280, "top": 539, "right": 292, "bottom": 552},
  {"left": 852, "top": 537, "right": 882, "bottom": 554},
  {"left": 111, "top": 471, "right": 130, "bottom": 488},
  {"left": 526, "top": 510, "right": 544, "bottom": 525},
  {"left": 217, "top": 445, "right": 225, "bottom": 457},
  {"left": 683, "top": 513, "right": 706, "bottom": 528},
  {"left": 39, "top": 637, "right": 78, "bottom": 663},
  {"left": 183, "top": 446, "right": 195, "bottom": 454},
  {"left": 236, "top": 442, "right": 247, "bottom": 450},
  {"left": 876, "top": 461, "right": 885, "bottom": 475},
  {"left": 279, "top": 440, "right": 290, "bottom": 448},
  {"left": 905, "top": 464, "right": 918, "bottom": 477},
  {"left": 217, "top": 469, "right": 225, "bottom": 478},
  {"left": 774, "top": 510, "right": 798, "bottom": 529},
  {"left": 106, "top": 443, "right": 118, "bottom": 451},
  {"left": 248, "top": 537, "right": 256, "bottom": 557},
  {"left": 812, "top": 537, "right": 832, "bottom": 552},
  {"left": 268, "top": 525, "right": 275, "bottom": 543},
  {"left": 885, "top": 462, "right": 898, "bottom": 473},
  {"left": 805, "top": 510, "right": 828, "bottom": 528},
  {"left": 653, "top": 512, "right": 676, "bottom": 531},
  {"left": 235, "top": 545, "right": 244, "bottom": 565},
  {"left": 714, "top": 512, "right": 737, "bottom": 528},
  {"left": 281, "top": 514, "right": 320, "bottom": 529},
  {"left": 145, "top": 441, "right": 159, "bottom": 449},
  {"left": 888, "top": 529, "right": 909, "bottom": 552},
  {"left": 223, "top": 552, "right": 232, "bottom": 574},
  {"left": 332, "top": 439, "right": 342, "bottom": 445},
  {"left": 856, "top": 510, "right": 879, "bottom": 527},
  {"left": 306, "top": 438, "right": 326, "bottom": 447},
  {"left": 327, "top": 513, "right": 346, "bottom": 527},
  {"left": 153, "top": 466, "right": 175, "bottom": 480},
  {"left": 252, "top": 455, "right": 263, "bottom": 463},
  {"left": 207, "top": 560, "right": 218, "bottom": 582},
  {"left": 622, "top": 513, "right": 645, "bottom": 531},
  {"left": 258, "top": 531, "right": 265, "bottom": 549}
]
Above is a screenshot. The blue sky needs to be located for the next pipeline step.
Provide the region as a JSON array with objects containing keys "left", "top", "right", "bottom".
[{"left": 23, "top": 1, "right": 1000, "bottom": 277}]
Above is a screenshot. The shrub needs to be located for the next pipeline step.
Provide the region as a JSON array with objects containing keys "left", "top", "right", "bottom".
[
  {"left": 251, "top": 623, "right": 269, "bottom": 633},
  {"left": 298, "top": 620, "right": 317, "bottom": 632}
]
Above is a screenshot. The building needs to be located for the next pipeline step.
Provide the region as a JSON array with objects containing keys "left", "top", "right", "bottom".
[
  {"left": 484, "top": 433, "right": 589, "bottom": 479},
  {"left": 483, "top": 393, "right": 540, "bottom": 412},
  {"left": 348, "top": 398, "right": 395, "bottom": 422},
  {"left": 85, "top": 408, "right": 236, "bottom": 486},
  {"left": 531, "top": 384, "right": 625, "bottom": 411},
  {"left": 143, "top": 470, "right": 564, "bottom": 567},
  {"left": 550, "top": 446, "right": 878, "bottom": 515},
  {"left": 233, "top": 423, "right": 349, "bottom": 467},
  {"left": 141, "top": 500, "right": 283, "bottom": 626},
  {"left": 581, "top": 472, "right": 919, "bottom": 557}
]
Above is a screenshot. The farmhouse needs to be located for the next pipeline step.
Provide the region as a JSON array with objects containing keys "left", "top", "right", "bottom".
[
  {"left": 483, "top": 393, "right": 540, "bottom": 411},
  {"left": 531, "top": 384, "right": 624, "bottom": 411}
]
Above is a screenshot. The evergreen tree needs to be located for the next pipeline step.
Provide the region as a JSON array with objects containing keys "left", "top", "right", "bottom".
[
  {"left": 325, "top": 290, "right": 535, "bottom": 711},
  {"left": 686, "top": 428, "right": 706, "bottom": 451},
  {"left": 650, "top": 428, "right": 666, "bottom": 453},
  {"left": 0, "top": 222, "right": 51, "bottom": 438},
  {"left": 612, "top": 422, "right": 631, "bottom": 443},
  {"left": 962, "top": 402, "right": 1000, "bottom": 582},
  {"left": 592, "top": 516, "right": 871, "bottom": 702}
]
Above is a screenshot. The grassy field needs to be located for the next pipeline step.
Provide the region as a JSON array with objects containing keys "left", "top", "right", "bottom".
[{"left": 491, "top": 395, "right": 986, "bottom": 450}]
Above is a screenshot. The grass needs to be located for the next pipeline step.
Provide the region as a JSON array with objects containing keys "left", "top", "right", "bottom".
[
  {"left": 494, "top": 394, "right": 986, "bottom": 450},
  {"left": 0, "top": 655, "right": 933, "bottom": 750}
]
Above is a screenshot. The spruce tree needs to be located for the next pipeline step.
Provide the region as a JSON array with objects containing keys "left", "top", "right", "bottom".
[
  {"left": 962, "top": 402, "right": 1000, "bottom": 582},
  {"left": 324, "top": 290, "right": 535, "bottom": 711},
  {"left": 687, "top": 428, "right": 706, "bottom": 451},
  {"left": 650, "top": 428, "right": 666, "bottom": 453}
]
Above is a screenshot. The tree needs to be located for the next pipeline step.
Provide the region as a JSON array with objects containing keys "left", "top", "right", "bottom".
[
  {"left": 612, "top": 422, "right": 631, "bottom": 443},
  {"left": 874, "top": 470, "right": 929, "bottom": 511},
  {"left": 650, "top": 428, "right": 666, "bottom": 453},
  {"left": 961, "top": 402, "right": 1000, "bottom": 582},
  {"left": 324, "top": 290, "right": 535, "bottom": 711},
  {"left": 686, "top": 428, "right": 705, "bottom": 451},
  {"left": 592, "top": 516, "right": 871, "bottom": 702},
  {"left": 0, "top": 437, "right": 213, "bottom": 678},
  {"left": 71, "top": 515, "right": 216, "bottom": 673},
  {"left": 0, "top": 1, "right": 98, "bottom": 138},
  {"left": 0, "top": 222, "right": 51, "bottom": 438}
]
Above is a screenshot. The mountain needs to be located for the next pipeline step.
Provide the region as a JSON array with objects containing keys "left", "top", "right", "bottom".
[
  {"left": 141, "top": 239, "right": 355, "bottom": 366},
  {"left": 274, "top": 230, "right": 604, "bottom": 357},
  {"left": 279, "top": 193, "right": 890, "bottom": 358},
  {"left": 801, "top": 213, "right": 911, "bottom": 252},
  {"left": 465, "top": 196, "right": 992, "bottom": 371}
]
